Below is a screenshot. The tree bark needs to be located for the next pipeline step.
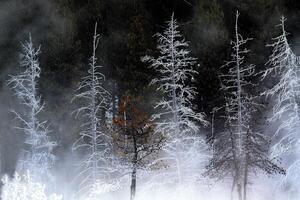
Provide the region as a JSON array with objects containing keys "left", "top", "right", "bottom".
[
  {"left": 130, "top": 135, "right": 138, "bottom": 200},
  {"left": 130, "top": 166, "right": 137, "bottom": 200},
  {"left": 112, "top": 81, "right": 117, "bottom": 121},
  {"left": 243, "top": 129, "right": 250, "bottom": 200},
  {"left": 230, "top": 129, "right": 242, "bottom": 200}
]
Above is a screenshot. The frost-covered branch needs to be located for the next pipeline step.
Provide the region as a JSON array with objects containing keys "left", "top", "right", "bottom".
[
  {"left": 8, "top": 35, "right": 56, "bottom": 181},
  {"left": 260, "top": 16, "right": 300, "bottom": 196},
  {"left": 142, "top": 13, "right": 209, "bottom": 186},
  {"left": 260, "top": 16, "right": 300, "bottom": 144},
  {"left": 72, "top": 23, "right": 119, "bottom": 196},
  {"left": 207, "top": 11, "right": 284, "bottom": 200}
]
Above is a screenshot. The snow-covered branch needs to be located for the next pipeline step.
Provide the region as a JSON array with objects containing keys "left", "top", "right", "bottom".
[
  {"left": 72, "top": 23, "right": 119, "bottom": 196},
  {"left": 8, "top": 35, "right": 56, "bottom": 181},
  {"left": 260, "top": 16, "right": 300, "bottom": 196},
  {"left": 142, "top": 13, "right": 209, "bottom": 186},
  {"left": 207, "top": 11, "right": 284, "bottom": 200}
]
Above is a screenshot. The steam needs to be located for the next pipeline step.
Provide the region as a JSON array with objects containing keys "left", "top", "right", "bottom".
[{"left": 0, "top": 1, "right": 299, "bottom": 200}]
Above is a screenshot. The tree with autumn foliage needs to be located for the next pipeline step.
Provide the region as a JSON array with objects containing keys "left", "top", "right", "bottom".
[{"left": 113, "top": 94, "right": 164, "bottom": 200}]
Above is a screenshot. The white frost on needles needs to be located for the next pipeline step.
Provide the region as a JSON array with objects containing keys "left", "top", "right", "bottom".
[
  {"left": 260, "top": 16, "right": 300, "bottom": 197},
  {"left": 8, "top": 35, "right": 56, "bottom": 180},
  {"left": 1, "top": 172, "right": 62, "bottom": 200},
  {"left": 142, "top": 13, "right": 209, "bottom": 185},
  {"left": 72, "top": 22, "right": 119, "bottom": 195}
]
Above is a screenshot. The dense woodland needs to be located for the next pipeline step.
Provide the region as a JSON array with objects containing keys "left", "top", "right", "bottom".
[
  {"left": 0, "top": 0, "right": 300, "bottom": 200},
  {"left": 0, "top": 0, "right": 299, "bottom": 116}
]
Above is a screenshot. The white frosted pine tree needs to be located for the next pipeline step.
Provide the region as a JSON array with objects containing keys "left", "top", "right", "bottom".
[
  {"left": 207, "top": 11, "right": 284, "bottom": 200},
  {"left": 218, "top": 11, "right": 255, "bottom": 200},
  {"left": 8, "top": 35, "right": 56, "bottom": 181},
  {"left": 72, "top": 23, "right": 119, "bottom": 196},
  {"left": 142, "top": 13, "right": 208, "bottom": 187},
  {"left": 260, "top": 16, "right": 300, "bottom": 199}
]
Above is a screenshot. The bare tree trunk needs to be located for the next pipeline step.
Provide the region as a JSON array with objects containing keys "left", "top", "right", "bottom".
[
  {"left": 229, "top": 129, "right": 242, "bottom": 200},
  {"left": 130, "top": 135, "right": 138, "bottom": 200},
  {"left": 231, "top": 175, "right": 236, "bottom": 200},
  {"left": 237, "top": 182, "right": 243, "bottom": 200},
  {"left": 130, "top": 166, "right": 137, "bottom": 200},
  {"left": 112, "top": 81, "right": 117, "bottom": 121},
  {"left": 100, "top": 107, "right": 106, "bottom": 124},
  {"left": 243, "top": 165, "right": 248, "bottom": 200},
  {"left": 243, "top": 128, "right": 250, "bottom": 200}
]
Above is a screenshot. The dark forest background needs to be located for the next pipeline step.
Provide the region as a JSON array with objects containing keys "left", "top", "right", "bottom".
[{"left": 0, "top": 0, "right": 300, "bottom": 176}]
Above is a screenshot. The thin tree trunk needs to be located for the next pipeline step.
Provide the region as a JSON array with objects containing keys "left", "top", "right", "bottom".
[
  {"left": 234, "top": 11, "right": 243, "bottom": 200},
  {"left": 243, "top": 162, "right": 248, "bottom": 200},
  {"left": 169, "top": 13, "right": 182, "bottom": 185},
  {"left": 91, "top": 23, "right": 98, "bottom": 183},
  {"left": 237, "top": 182, "right": 243, "bottom": 200},
  {"left": 130, "top": 135, "right": 138, "bottom": 200},
  {"left": 231, "top": 174, "right": 236, "bottom": 200},
  {"left": 112, "top": 81, "right": 117, "bottom": 121},
  {"left": 230, "top": 128, "right": 242, "bottom": 200},
  {"left": 243, "top": 128, "right": 250, "bottom": 200},
  {"left": 130, "top": 166, "right": 137, "bottom": 200}
]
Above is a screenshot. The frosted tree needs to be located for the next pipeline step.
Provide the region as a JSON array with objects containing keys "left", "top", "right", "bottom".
[
  {"left": 218, "top": 11, "right": 257, "bottom": 200},
  {"left": 8, "top": 35, "right": 56, "bottom": 181},
  {"left": 142, "top": 13, "right": 208, "bottom": 186},
  {"left": 72, "top": 22, "right": 118, "bottom": 195},
  {"left": 218, "top": 11, "right": 255, "bottom": 200},
  {"left": 260, "top": 16, "right": 300, "bottom": 198},
  {"left": 206, "top": 11, "right": 284, "bottom": 200},
  {"left": 1, "top": 172, "right": 62, "bottom": 200}
]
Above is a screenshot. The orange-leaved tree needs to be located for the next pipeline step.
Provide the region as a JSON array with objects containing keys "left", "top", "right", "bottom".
[{"left": 113, "top": 94, "right": 164, "bottom": 200}]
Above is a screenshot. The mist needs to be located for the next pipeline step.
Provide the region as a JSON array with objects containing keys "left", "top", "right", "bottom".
[{"left": 0, "top": 0, "right": 300, "bottom": 200}]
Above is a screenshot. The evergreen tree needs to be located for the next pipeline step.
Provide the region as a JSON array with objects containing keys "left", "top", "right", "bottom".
[
  {"left": 207, "top": 11, "right": 284, "bottom": 200},
  {"left": 142, "top": 13, "right": 208, "bottom": 186},
  {"left": 260, "top": 16, "right": 300, "bottom": 198},
  {"left": 8, "top": 35, "right": 56, "bottom": 181},
  {"left": 72, "top": 23, "right": 118, "bottom": 196}
]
